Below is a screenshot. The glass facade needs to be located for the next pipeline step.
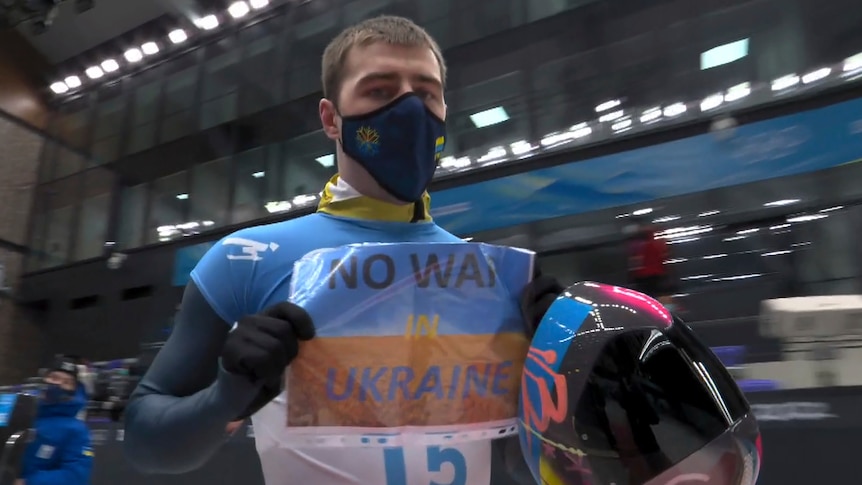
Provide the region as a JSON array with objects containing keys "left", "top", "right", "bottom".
[{"left": 26, "top": 0, "right": 862, "bottom": 271}]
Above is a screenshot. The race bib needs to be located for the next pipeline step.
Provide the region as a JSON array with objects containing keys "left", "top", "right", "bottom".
[{"left": 283, "top": 242, "right": 533, "bottom": 447}]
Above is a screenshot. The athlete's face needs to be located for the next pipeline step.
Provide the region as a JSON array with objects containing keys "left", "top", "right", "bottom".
[
  {"left": 45, "top": 370, "right": 76, "bottom": 392},
  {"left": 319, "top": 41, "right": 447, "bottom": 202},
  {"left": 320, "top": 41, "right": 446, "bottom": 141}
]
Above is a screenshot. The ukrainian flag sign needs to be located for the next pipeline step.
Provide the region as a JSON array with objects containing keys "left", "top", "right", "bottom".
[{"left": 283, "top": 242, "right": 533, "bottom": 447}]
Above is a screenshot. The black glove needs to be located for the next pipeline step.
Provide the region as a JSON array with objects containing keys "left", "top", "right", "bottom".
[
  {"left": 221, "top": 302, "right": 315, "bottom": 383},
  {"left": 520, "top": 267, "right": 564, "bottom": 335}
]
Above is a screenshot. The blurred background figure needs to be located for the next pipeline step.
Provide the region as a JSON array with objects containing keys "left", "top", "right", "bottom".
[
  {"left": 629, "top": 225, "right": 675, "bottom": 309},
  {"left": 16, "top": 356, "right": 93, "bottom": 485}
]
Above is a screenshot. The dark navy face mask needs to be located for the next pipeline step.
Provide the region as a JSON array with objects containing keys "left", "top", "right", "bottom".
[
  {"left": 340, "top": 93, "right": 446, "bottom": 203},
  {"left": 43, "top": 383, "right": 75, "bottom": 404}
]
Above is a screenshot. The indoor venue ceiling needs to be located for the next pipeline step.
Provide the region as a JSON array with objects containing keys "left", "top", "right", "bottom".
[{"left": 15, "top": 0, "right": 209, "bottom": 65}]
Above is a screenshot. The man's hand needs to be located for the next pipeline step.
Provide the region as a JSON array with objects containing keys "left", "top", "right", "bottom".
[
  {"left": 221, "top": 302, "right": 315, "bottom": 383},
  {"left": 225, "top": 420, "right": 244, "bottom": 436},
  {"left": 520, "top": 268, "right": 564, "bottom": 335}
]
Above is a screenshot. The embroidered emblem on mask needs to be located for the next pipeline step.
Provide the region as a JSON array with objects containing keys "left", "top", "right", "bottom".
[{"left": 355, "top": 126, "right": 380, "bottom": 156}]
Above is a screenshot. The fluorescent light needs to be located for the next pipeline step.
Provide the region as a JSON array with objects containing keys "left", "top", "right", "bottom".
[
  {"left": 64, "top": 76, "right": 81, "bottom": 88},
  {"left": 640, "top": 107, "right": 662, "bottom": 124},
  {"left": 265, "top": 201, "right": 292, "bottom": 213},
  {"left": 101, "top": 59, "right": 119, "bottom": 73},
  {"left": 176, "top": 193, "right": 189, "bottom": 200},
  {"left": 843, "top": 53, "right": 862, "bottom": 73},
  {"left": 787, "top": 214, "right": 828, "bottom": 223},
  {"left": 478, "top": 146, "right": 508, "bottom": 164},
  {"left": 85, "top": 66, "right": 104, "bottom": 79},
  {"left": 700, "top": 38, "right": 749, "bottom": 70},
  {"left": 771, "top": 74, "right": 800, "bottom": 91},
  {"left": 50, "top": 82, "right": 69, "bottom": 94},
  {"left": 169, "top": 29, "right": 188, "bottom": 44},
  {"left": 316, "top": 154, "right": 335, "bottom": 167},
  {"left": 663, "top": 102, "right": 686, "bottom": 117},
  {"left": 228, "top": 1, "right": 250, "bottom": 18},
  {"left": 439, "top": 156, "right": 471, "bottom": 169},
  {"left": 252, "top": 171, "right": 265, "bottom": 178},
  {"left": 598, "top": 110, "right": 624, "bottom": 123},
  {"left": 141, "top": 42, "right": 159, "bottom": 55},
  {"left": 595, "top": 100, "right": 621, "bottom": 112},
  {"left": 724, "top": 82, "right": 751, "bottom": 102},
  {"left": 611, "top": 118, "right": 632, "bottom": 132},
  {"left": 196, "top": 15, "right": 219, "bottom": 30},
  {"left": 469, "top": 106, "right": 509, "bottom": 128},
  {"left": 249, "top": 0, "right": 269, "bottom": 8},
  {"left": 510, "top": 140, "right": 535, "bottom": 156},
  {"left": 764, "top": 199, "right": 800, "bottom": 207},
  {"left": 698, "top": 210, "right": 720, "bottom": 217},
  {"left": 802, "top": 68, "right": 831, "bottom": 84},
  {"left": 632, "top": 208, "right": 653, "bottom": 216},
  {"left": 124, "top": 48, "right": 143, "bottom": 63},
  {"left": 700, "top": 93, "right": 724, "bottom": 112}
]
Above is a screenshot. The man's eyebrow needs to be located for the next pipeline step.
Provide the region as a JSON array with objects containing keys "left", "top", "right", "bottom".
[{"left": 356, "top": 72, "right": 443, "bottom": 88}]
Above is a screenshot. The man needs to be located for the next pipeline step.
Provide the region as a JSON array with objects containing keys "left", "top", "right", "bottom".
[
  {"left": 124, "top": 15, "right": 560, "bottom": 484},
  {"left": 17, "top": 357, "right": 93, "bottom": 485}
]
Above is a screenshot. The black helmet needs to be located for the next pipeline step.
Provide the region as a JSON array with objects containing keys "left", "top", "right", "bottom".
[
  {"left": 518, "top": 282, "right": 761, "bottom": 485},
  {"left": 49, "top": 355, "right": 79, "bottom": 381}
]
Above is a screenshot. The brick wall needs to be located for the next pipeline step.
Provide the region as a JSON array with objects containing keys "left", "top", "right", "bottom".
[{"left": 0, "top": 114, "right": 48, "bottom": 383}]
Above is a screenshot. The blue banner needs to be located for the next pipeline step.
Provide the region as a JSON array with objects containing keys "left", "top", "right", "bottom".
[
  {"left": 431, "top": 97, "right": 862, "bottom": 234},
  {"left": 172, "top": 98, "right": 862, "bottom": 285},
  {"left": 0, "top": 393, "right": 17, "bottom": 427},
  {"left": 280, "top": 242, "right": 534, "bottom": 446}
]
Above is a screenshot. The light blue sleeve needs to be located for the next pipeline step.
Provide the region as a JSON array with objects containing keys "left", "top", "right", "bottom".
[{"left": 190, "top": 229, "right": 271, "bottom": 325}]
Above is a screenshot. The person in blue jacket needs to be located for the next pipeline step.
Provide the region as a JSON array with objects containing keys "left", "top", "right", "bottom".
[{"left": 17, "top": 357, "right": 93, "bottom": 485}]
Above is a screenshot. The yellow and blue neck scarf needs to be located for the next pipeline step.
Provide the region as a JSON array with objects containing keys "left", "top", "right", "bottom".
[{"left": 317, "top": 175, "right": 432, "bottom": 223}]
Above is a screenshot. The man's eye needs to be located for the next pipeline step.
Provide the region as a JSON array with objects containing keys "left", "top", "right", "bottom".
[{"left": 368, "top": 88, "right": 391, "bottom": 99}]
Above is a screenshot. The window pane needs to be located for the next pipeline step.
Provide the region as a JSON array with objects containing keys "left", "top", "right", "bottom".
[
  {"left": 46, "top": 106, "right": 90, "bottom": 179},
  {"left": 202, "top": 39, "right": 240, "bottom": 101},
  {"left": 232, "top": 146, "right": 276, "bottom": 223},
  {"left": 37, "top": 141, "right": 54, "bottom": 183},
  {"left": 51, "top": 97, "right": 91, "bottom": 152},
  {"left": 342, "top": 0, "right": 417, "bottom": 24},
  {"left": 240, "top": 17, "right": 283, "bottom": 115},
  {"left": 53, "top": 145, "right": 86, "bottom": 179},
  {"left": 200, "top": 39, "right": 240, "bottom": 130},
  {"left": 32, "top": 175, "right": 81, "bottom": 269},
  {"left": 160, "top": 56, "right": 199, "bottom": 143},
  {"left": 287, "top": 9, "right": 339, "bottom": 98},
  {"left": 280, "top": 131, "right": 336, "bottom": 198},
  {"left": 73, "top": 168, "right": 114, "bottom": 261},
  {"left": 190, "top": 157, "right": 232, "bottom": 227},
  {"left": 128, "top": 67, "right": 164, "bottom": 155},
  {"left": 148, "top": 172, "right": 189, "bottom": 244},
  {"left": 26, "top": 209, "right": 47, "bottom": 272},
  {"left": 92, "top": 85, "right": 126, "bottom": 164},
  {"left": 117, "top": 183, "right": 147, "bottom": 249},
  {"left": 454, "top": 0, "right": 522, "bottom": 44}
]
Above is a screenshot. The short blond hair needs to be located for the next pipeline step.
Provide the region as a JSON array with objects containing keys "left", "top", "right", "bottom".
[{"left": 321, "top": 15, "right": 446, "bottom": 104}]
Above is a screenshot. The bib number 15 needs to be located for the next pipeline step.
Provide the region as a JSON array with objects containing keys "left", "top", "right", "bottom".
[{"left": 383, "top": 446, "right": 467, "bottom": 485}]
